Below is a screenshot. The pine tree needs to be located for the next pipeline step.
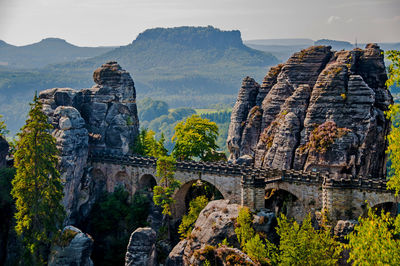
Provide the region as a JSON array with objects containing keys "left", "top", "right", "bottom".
[{"left": 11, "top": 94, "right": 65, "bottom": 265}]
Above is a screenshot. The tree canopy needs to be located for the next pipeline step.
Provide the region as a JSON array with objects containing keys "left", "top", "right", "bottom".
[
  {"left": 11, "top": 94, "right": 65, "bottom": 265},
  {"left": 346, "top": 209, "right": 400, "bottom": 265},
  {"left": 172, "top": 115, "right": 219, "bottom": 161},
  {"left": 132, "top": 128, "right": 167, "bottom": 158}
]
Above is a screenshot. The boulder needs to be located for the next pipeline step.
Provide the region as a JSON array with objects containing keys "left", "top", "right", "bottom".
[
  {"left": 334, "top": 219, "right": 358, "bottom": 243},
  {"left": 48, "top": 226, "right": 93, "bottom": 266},
  {"left": 125, "top": 227, "right": 157, "bottom": 266},
  {"left": 227, "top": 44, "right": 392, "bottom": 179},
  {"left": 166, "top": 200, "right": 240, "bottom": 265}
]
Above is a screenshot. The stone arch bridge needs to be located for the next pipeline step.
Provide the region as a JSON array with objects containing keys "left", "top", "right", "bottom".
[{"left": 88, "top": 151, "right": 398, "bottom": 222}]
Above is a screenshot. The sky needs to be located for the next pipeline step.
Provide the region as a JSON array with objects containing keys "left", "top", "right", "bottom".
[{"left": 0, "top": 0, "right": 399, "bottom": 47}]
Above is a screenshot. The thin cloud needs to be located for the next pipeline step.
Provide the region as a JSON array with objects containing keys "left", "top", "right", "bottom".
[{"left": 327, "top": 16, "right": 341, "bottom": 24}]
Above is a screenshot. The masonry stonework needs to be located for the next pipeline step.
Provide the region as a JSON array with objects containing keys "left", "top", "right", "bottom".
[{"left": 87, "top": 152, "right": 398, "bottom": 222}]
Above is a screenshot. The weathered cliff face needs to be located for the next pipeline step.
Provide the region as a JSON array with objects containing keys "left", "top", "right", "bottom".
[
  {"left": 39, "top": 61, "right": 139, "bottom": 224},
  {"left": 228, "top": 44, "right": 392, "bottom": 178}
]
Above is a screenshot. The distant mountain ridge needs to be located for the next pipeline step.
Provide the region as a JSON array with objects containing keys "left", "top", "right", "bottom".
[
  {"left": 0, "top": 38, "right": 115, "bottom": 68},
  {"left": 0, "top": 26, "right": 278, "bottom": 134}
]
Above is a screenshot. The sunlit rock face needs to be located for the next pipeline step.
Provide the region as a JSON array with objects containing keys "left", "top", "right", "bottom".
[{"left": 228, "top": 44, "right": 392, "bottom": 179}]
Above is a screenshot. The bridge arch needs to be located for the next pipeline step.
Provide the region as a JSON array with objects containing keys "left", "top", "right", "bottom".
[
  {"left": 264, "top": 182, "right": 319, "bottom": 222},
  {"left": 371, "top": 202, "right": 399, "bottom": 216},
  {"left": 138, "top": 174, "right": 157, "bottom": 191},
  {"left": 109, "top": 171, "right": 132, "bottom": 194},
  {"left": 91, "top": 168, "right": 107, "bottom": 192},
  {"left": 172, "top": 179, "right": 224, "bottom": 220}
]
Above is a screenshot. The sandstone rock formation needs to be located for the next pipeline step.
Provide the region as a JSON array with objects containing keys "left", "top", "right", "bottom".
[
  {"left": 39, "top": 61, "right": 139, "bottom": 224},
  {"left": 166, "top": 200, "right": 240, "bottom": 265},
  {"left": 48, "top": 226, "right": 94, "bottom": 266},
  {"left": 227, "top": 44, "right": 392, "bottom": 178},
  {"left": 334, "top": 219, "right": 358, "bottom": 243},
  {"left": 0, "top": 136, "right": 8, "bottom": 168},
  {"left": 125, "top": 227, "right": 157, "bottom": 266},
  {"left": 40, "top": 61, "right": 139, "bottom": 154}
]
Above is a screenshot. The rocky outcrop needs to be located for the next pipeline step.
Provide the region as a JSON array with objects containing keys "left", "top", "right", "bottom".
[
  {"left": 186, "top": 245, "right": 256, "bottom": 266},
  {"left": 49, "top": 226, "right": 94, "bottom": 266},
  {"left": 125, "top": 227, "right": 157, "bottom": 266},
  {"left": 334, "top": 220, "right": 357, "bottom": 243},
  {"left": 227, "top": 44, "right": 392, "bottom": 179},
  {"left": 166, "top": 200, "right": 240, "bottom": 265},
  {"left": 40, "top": 61, "right": 139, "bottom": 154},
  {"left": 39, "top": 61, "right": 139, "bottom": 224},
  {"left": 0, "top": 136, "right": 8, "bottom": 167}
]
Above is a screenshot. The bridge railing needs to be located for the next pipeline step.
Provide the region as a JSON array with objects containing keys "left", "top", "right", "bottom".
[{"left": 88, "top": 150, "right": 390, "bottom": 191}]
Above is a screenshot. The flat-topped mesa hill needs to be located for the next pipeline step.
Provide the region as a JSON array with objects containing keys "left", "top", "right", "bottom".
[{"left": 227, "top": 44, "right": 393, "bottom": 179}]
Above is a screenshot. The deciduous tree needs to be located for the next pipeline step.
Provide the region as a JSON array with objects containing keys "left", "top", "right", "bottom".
[{"left": 172, "top": 115, "right": 218, "bottom": 161}]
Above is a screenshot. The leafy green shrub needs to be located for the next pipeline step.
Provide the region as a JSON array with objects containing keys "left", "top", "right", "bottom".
[{"left": 178, "top": 196, "right": 209, "bottom": 239}]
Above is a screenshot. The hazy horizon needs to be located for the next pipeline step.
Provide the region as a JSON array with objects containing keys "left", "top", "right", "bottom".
[{"left": 1, "top": 0, "right": 399, "bottom": 47}]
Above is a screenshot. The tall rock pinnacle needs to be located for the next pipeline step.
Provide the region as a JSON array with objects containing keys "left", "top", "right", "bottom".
[{"left": 227, "top": 44, "right": 392, "bottom": 179}]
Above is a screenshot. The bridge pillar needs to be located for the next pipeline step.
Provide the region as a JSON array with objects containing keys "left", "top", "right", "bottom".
[
  {"left": 323, "top": 186, "right": 362, "bottom": 223},
  {"left": 241, "top": 175, "right": 265, "bottom": 211}
]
